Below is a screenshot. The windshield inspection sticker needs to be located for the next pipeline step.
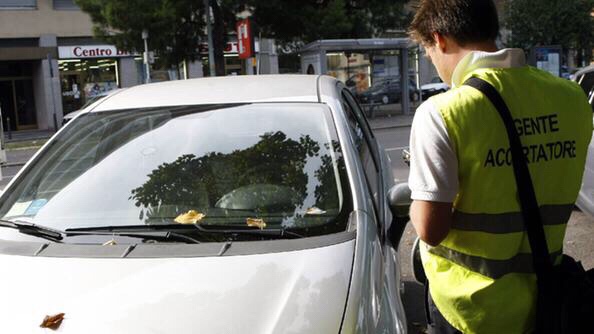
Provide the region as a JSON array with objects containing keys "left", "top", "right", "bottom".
[
  {"left": 5, "top": 201, "right": 32, "bottom": 217},
  {"left": 24, "top": 199, "right": 48, "bottom": 216}
]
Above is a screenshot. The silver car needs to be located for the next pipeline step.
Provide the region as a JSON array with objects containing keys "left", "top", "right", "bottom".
[{"left": 0, "top": 75, "right": 409, "bottom": 333}]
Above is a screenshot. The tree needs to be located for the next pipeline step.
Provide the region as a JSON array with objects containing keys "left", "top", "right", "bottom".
[
  {"left": 75, "top": 0, "right": 411, "bottom": 75},
  {"left": 244, "top": 0, "right": 411, "bottom": 48},
  {"left": 504, "top": 0, "right": 594, "bottom": 65},
  {"left": 75, "top": 0, "right": 207, "bottom": 71}
]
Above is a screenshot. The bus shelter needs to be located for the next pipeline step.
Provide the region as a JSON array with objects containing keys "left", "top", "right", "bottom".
[{"left": 299, "top": 38, "right": 419, "bottom": 116}]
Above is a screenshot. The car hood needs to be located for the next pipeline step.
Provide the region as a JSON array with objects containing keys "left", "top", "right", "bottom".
[{"left": 0, "top": 238, "right": 355, "bottom": 334}]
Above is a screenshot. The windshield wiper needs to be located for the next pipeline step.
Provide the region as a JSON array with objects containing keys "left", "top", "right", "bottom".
[
  {"left": 66, "top": 223, "right": 305, "bottom": 240},
  {"left": 0, "top": 219, "right": 64, "bottom": 242},
  {"left": 191, "top": 223, "right": 305, "bottom": 239},
  {"left": 64, "top": 227, "right": 201, "bottom": 244}
]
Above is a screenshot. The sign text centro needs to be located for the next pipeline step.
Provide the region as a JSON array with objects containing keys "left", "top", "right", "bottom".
[{"left": 58, "top": 45, "right": 132, "bottom": 59}]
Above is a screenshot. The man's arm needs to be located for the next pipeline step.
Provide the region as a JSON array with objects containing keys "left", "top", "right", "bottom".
[
  {"left": 407, "top": 100, "right": 458, "bottom": 247},
  {"left": 410, "top": 200, "right": 453, "bottom": 246}
]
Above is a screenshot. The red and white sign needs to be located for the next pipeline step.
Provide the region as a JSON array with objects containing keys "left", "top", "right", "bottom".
[
  {"left": 58, "top": 45, "right": 132, "bottom": 59},
  {"left": 236, "top": 19, "right": 253, "bottom": 59}
]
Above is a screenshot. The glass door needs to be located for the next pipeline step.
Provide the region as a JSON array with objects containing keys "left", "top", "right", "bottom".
[{"left": 0, "top": 79, "right": 38, "bottom": 131}]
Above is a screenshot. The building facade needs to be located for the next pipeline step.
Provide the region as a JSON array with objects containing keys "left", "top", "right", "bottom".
[{"left": 0, "top": 0, "right": 208, "bottom": 132}]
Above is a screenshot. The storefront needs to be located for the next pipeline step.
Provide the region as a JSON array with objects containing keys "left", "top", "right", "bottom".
[{"left": 58, "top": 45, "right": 133, "bottom": 115}]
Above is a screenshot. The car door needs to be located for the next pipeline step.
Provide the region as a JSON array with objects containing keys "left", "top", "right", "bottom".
[{"left": 340, "top": 88, "right": 407, "bottom": 333}]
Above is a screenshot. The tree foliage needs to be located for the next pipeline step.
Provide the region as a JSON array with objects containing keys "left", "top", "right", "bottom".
[
  {"left": 75, "top": 0, "right": 207, "bottom": 69},
  {"left": 504, "top": 0, "right": 594, "bottom": 62},
  {"left": 75, "top": 0, "right": 410, "bottom": 74},
  {"left": 244, "top": 0, "right": 410, "bottom": 46},
  {"left": 128, "top": 131, "right": 345, "bottom": 226}
]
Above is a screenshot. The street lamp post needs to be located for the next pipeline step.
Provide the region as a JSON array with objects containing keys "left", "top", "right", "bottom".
[
  {"left": 204, "top": 0, "right": 216, "bottom": 77},
  {"left": 142, "top": 29, "right": 151, "bottom": 83}
]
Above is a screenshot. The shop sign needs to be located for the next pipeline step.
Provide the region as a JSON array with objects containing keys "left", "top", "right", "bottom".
[
  {"left": 58, "top": 45, "right": 132, "bottom": 59},
  {"left": 236, "top": 19, "right": 253, "bottom": 59}
]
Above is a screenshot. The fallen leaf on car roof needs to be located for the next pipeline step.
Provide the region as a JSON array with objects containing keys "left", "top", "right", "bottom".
[
  {"left": 175, "top": 210, "right": 206, "bottom": 224},
  {"left": 246, "top": 218, "right": 266, "bottom": 230}
]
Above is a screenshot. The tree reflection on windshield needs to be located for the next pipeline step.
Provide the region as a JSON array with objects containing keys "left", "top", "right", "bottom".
[{"left": 129, "top": 131, "right": 345, "bottom": 227}]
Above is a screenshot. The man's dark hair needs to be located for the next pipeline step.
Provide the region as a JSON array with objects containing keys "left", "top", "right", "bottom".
[{"left": 409, "top": 0, "right": 499, "bottom": 46}]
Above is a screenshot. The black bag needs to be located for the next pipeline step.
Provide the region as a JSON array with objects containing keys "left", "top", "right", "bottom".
[{"left": 464, "top": 77, "right": 594, "bottom": 334}]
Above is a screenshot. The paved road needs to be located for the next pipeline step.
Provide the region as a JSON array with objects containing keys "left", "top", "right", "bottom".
[{"left": 373, "top": 125, "right": 594, "bottom": 333}]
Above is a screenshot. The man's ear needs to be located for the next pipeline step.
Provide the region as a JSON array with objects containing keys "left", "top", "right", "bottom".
[{"left": 432, "top": 32, "right": 448, "bottom": 53}]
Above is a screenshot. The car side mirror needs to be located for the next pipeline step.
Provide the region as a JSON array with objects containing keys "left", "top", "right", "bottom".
[
  {"left": 387, "top": 183, "right": 412, "bottom": 246},
  {"left": 388, "top": 182, "right": 411, "bottom": 218}
]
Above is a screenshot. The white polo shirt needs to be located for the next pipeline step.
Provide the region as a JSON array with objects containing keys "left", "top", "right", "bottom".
[{"left": 408, "top": 48, "right": 527, "bottom": 202}]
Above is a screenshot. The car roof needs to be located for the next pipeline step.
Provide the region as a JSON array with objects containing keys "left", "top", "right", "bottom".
[{"left": 93, "top": 75, "right": 327, "bottom": 111}]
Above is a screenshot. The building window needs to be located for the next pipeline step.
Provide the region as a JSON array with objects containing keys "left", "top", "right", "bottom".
[
  {"left": 0, "top": 0, "right": 36, "bottom": 9},
  {"left": 53, "top": 0, "right": 79, "bottom": 10}
]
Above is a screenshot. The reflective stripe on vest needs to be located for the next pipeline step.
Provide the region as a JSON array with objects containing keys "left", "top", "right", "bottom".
[
  {"left": 451, "top": 204, "right": 573, "bottom": 234},
  {"left": 428, "top": 244, "right": 562, "bottom": 279}
]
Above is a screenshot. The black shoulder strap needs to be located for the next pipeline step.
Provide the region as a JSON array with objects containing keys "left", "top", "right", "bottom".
[{"left": 463, "top": 77, "right": 554, "bottom": 279}]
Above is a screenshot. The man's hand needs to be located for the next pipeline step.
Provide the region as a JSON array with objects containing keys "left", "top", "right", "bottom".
[{"left": 410, "top": 200, "right": 453, "bottom": 246}]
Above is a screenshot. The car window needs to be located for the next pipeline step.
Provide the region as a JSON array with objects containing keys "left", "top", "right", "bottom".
[
  {"left": 341, "top": 90, "right": 383, "bottom": 221},
  {"left": 0, "top": 103, "right": 352, "bottom": 240}
]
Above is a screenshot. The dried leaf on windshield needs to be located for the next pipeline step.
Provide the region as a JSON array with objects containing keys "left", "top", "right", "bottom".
[
  {"left": 246, "top": 218, "right": 266, "bottom": 230},
  {"left": 40, "top": 313, "right": 65, "bottom": 330},
  {"left": 175, "top": 210, "right": 206, "bottom": 224},
  {"left": 102, "top": 239, "right": 117, "bottom": 246}
]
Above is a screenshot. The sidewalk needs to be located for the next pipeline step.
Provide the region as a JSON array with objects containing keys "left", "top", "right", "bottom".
[{"left": 5, "top": 129, "right": 54, "bottom": 143}]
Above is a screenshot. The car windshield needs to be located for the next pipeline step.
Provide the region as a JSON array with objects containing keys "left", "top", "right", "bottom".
[{"left": 0, "top": 103, "right": 351, "bottom": 240}]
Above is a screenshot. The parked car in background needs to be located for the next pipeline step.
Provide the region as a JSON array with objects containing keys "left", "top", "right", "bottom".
[
  {"left": 573, "top": 67, "right": 594, "bottom": 217},
  {"left": 356, "top": 79, "right": 419, "bottom": 105},
  {"left": 0, "top": 75, "right": 410, "bottom": 333},
  {"left": 420, "top": 76, "right": 449, "bottom": 100}
]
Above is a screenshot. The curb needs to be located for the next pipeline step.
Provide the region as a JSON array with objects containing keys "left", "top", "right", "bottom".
[
  {"left": 6, "top": 146, "right": 43, "bottom": 152},
  {"left": 2, "top": 162, "right": 26, "bottom": 168},
  {"left": 371, "top": 123, "right": 413, "bottom": 131}
]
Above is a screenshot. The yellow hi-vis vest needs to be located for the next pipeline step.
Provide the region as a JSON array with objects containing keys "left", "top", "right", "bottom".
[{"left": 421, "top": 66, "right": 593, "bottom": 334}]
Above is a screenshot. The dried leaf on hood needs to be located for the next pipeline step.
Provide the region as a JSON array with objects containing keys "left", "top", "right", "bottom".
[
  {"left": 174, "top": 210, "right": 206, "bottom": 224},
  {"left": 246, "top": 218, "right": 266, "bottom": 230},
  {"left": 40, "top": 313, "right": 65, "bottom": 330}
]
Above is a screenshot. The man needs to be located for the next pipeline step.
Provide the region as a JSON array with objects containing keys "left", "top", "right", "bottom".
[{"left": 407, "top": 1, "right": 593, "bottom": 333}]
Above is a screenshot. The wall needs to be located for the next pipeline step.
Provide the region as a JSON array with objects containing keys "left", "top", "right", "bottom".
[{"left": 0, "top": 0, "right": 93, "bottom": 39}]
